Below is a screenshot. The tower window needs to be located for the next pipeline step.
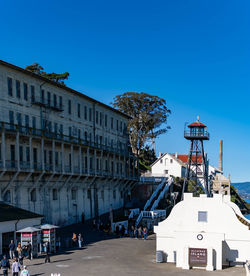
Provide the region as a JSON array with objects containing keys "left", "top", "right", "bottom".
[{"left": 198, "top": 211, "right": 207, "bottom": 222}]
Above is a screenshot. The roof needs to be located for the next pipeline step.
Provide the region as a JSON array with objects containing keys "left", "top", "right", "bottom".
[
  {"left": 0, "top": 59, "right": 130, "bottom": 120},
  {"left": 150, "top": 153, "right": 186, "bottom": 167},
  {"left": 0, "top": 202, "right": 43, "bottom": 222},
  {"left": 173, "top": 154, "right": 203, "bottom": 164},
  {"left": 188, "top": 120, "right": 207, "bottom": 128},
  {"left": 40, "top": 224, "right": 59, "bottom": 229},
  {"left": 17, "top": 226, "right": 41, "bottom": 233}
]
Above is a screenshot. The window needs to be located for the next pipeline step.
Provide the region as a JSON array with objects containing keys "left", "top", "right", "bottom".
[
  {"left": 77, "top": 103, "right": 81, "bottom": 118},
  {"left": 55, "top": 152, "right": 59, "bottom": 166},
  {"left": 85, "top": 156, "right": 88, "bottom": 169},
  {"left": 101, "top": 190, "right": 104, "bottom": 200},
  {"left": 9, "top": 111, "right": 14, "bottom": 125},
  {"left": 26, "top": 147, "right": 30, "bottom": 163},
  {"left": 7, "top": 77, "right": 13, "bottom": 96},
  {"left": 23, "top": 83, "right": 28, "bottom": 100},
  {"left": 164, "top": 170, "right": 168, "bottom": 174},
  {"left": 96, "top": 111, "right": 99, "bottom": 124},
  {"left": 19, "top": 146, "right": 23, "bottom": 162},
  {"left": 84, "top": 106, "right": 87, "bottom": 120},
  {"left": 100, "top": 112, "right": 102, "bottom": 126},
  {"left": 111, "top": 117, "right": 113, "bottom": 129},
  {"left": 53, "top": 94, "right": 57, "bottom": 107},
  {"left": 69, "top": 127, "right": 72, "bottom": 136},
  {"left": 105, "top": 114, "right": 107, "bottom": 127},
  {"left": 44, "top": 150, "right": 47, "bottom": 164},
  {"left": 160, "top": 159, "right": 163, "bottom": 164},
  {"left": 84, "top": 131, "right": 88, "bottom": 141},
  {"left": 59, "top": 96, "right": 63, "bottom": 109},
  {"left": 16, "top": 113, "right": 22, "bottom": 127},
  {"left": 170, "top": 159, "right": 173, "bottom": 163},
  {"left": 68, "top": 100, "right": 71, "bottom": 114},
  {"left": 47, "top": 92, "right": 51, "bottom": 106},
  {"left": 30, "top": 189, "right": 36, "bottom": 202},
  {"left": 120, "top": 121, "right": 122, "bottom": 132},
  {"left": 59, "top": 124, "right": 63, "bottom": 135},
  {"left": 52, "top": 189, "right": 58, "bottom": 200},
  {"left": 32, "top": 117, "right": 36, "bottom": 129},
  {"left": 105, "top": 160, "right": 108, "bottom": 171},
  {"left": 89, "top": 133, "right": 92, "bottom": 142},
  {"left": 90, "top": 157, "right": 93, "bottom": 170},
  {"left": 31, "top": 85, "right": 35, "bottom": 102},
  {"left": 72, "top": 189, "right": 77, "bottom": 200},
  {"left": 87, "top": 189, "right": 91, "bottom": 199},
  {"left": 41, "top": 89, "right": 45, "bottom": 103},
  {"left": 116, "top": 120, "right": 119, "bottom": 131},
  {"left": 89, "top": 108, "right": 92, "bottom": 121},
  {"left": 198, "top": 211, "right": 207, "bottom": 222},
  {"left": 113, "top": 190, "right": 116, "bottom": 199},
  {"left": 54, "top": 123, "right": 58, "bottom": 133},
  {"left": 16, "top": 80, "right": 21, "bottom": 98},
  {"left": 96, "top": 158, "right": 99, "bottom": 170},
  {"left": 49, "top": 150, "right": 52, "bottom": 165}
]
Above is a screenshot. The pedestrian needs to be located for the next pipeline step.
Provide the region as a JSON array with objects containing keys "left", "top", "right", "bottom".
[
  {"left": 12, "top": 257, "right": 20, "bottom": 276},
  {"left": 78, "top": 234, "right": 83, "bottom": 248},
  {"left": 26, "top": 242, "right": 32, "bottom": 260},
  {"left": 16, "top": 243, "right": 23, "bottom": 268},
  {"left": 20, "top": 266, "right": 30, "bottom": 276},
  {"left": 134, "top": 227, "right": 138, "bottom": 239},
  {"left": 0, "top": 255, "right": 10, "bottom": 276},
  {"left": 138, "top": 226, "right": 142, "bottom": 239},
  {"left": 44, "top": 242, "right": 50, "bottom": 263},
  {"left": 131, "top": 225, "right": 135, "bottom": 238},
  {"left": 92, "top": 219, "right": 96, "bottom": 230},
  {"left": 121, "top": 225, "right": 125, "bottom": 237},
  {"left": 72, "top": 233, "right": 77, "bottom": 247},
  {"left": 143, "top": 227, "right": 148, "bottom": 240},
  {"left": 9, "top": 240, "right": 15, "bottom": 259}
]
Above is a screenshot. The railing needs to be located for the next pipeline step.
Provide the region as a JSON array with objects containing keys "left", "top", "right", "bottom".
[
  {"left": 128, "top": 208, "right": 140, "bottom": 219},
  {"left": 150, "top": 180, "right": 171, "bottom": 211},
  {"left": 143, "top": 178, "right": 166, "bottom": 211},
  {"left": 135, "top": 210, "right": 166, "bottom": 227},
  {"left": 31, "top": 96, "right": 64, "bottom": 111},
  {"left": 0, "top": 122, "right": 134, "bottom": 158},
  {"left": 184, "top": 131, "right": 210, "bottom": 139}
]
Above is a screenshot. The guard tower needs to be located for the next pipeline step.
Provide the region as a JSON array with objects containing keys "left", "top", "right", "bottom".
[{"left": 182, "top": 117, "right": 210, "bottom": 197}]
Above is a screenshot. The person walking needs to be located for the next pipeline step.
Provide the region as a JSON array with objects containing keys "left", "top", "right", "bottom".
[
  {"left": 0, "top": 255, "right": 10, "bottom": 276},
  {"left": 72, "top": 233, "right": 77, "bottom": 247},
  {"left": 138, "top": 226, "right": 142, "bottom": 239},
  {"left": 26, "top": 242, "right": 32, "bottom": 260},
  {"left": 9, "top": 240, "right": 15, "bottom": 259},
  {"left": 78, "top": 234, "right": 83, "bottom": 249},
  {"left": 16, "top": 243, "right": 23, "bottom": 268},
  {"left": 20, "top": 266, "right": 30, "bottom": 276},
  {"left": 12, "top": 257, "right": 20, "bottom": 276},
  {"left": 44, "top": 242, "right": 50, "bottom": 263},
  {"left": 143, "top": 227, "right": 148, "bottom": 240}
]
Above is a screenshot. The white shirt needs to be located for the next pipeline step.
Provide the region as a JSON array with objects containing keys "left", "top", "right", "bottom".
[
  {"left": 21, "top": 269, "right": 30, "bottom": 276},
  {"left": 12, "top": 261, "right": 20, "bottom": 273}
]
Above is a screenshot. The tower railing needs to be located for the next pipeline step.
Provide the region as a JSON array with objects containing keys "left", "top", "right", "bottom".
[{"left": 184, "top": 130, "right": 210, "bottom": 140}]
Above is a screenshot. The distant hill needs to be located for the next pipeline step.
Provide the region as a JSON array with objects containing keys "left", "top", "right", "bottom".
[{"left": 232, "top": 182, "right": 250, "bottom": 200}]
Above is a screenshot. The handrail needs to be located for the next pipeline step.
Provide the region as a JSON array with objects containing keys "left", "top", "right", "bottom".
[{"left": 143, "top": 178, "right": 166, "bottom": 211}]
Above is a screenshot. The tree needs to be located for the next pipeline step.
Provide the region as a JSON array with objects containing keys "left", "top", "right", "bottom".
[
  {"left": 25, "top": 63, "right": 70, "bottom": 85},
  {"left": 112, "top": 92, "right": 171, "bottom": 156}
]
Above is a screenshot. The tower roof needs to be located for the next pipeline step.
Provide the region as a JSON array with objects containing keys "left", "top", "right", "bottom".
[{"left": 188, "top": 120, "right": 207, "bottom": 128}]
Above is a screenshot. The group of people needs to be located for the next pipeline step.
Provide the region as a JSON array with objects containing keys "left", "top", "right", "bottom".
[
  {"left": 72, "top": 233, "right": 83, "bottom": 248},
  {"left": 0, "top": 255, "right": 30, "bottom": 276},
  {"left": 130, "top": 226, "right": 148, "bottom": 240},
  {"left": 9, "top": 240, "right": 32, "bottom": 262}
]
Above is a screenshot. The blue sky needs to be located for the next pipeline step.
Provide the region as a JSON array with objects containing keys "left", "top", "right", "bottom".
[{"left": 1, "top": 0, "right": 249, "bottom": 182}]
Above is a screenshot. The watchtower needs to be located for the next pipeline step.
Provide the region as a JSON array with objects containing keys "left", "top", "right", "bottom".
[{"left": 182, "top": 117, "right": 210, "bottom": 197}]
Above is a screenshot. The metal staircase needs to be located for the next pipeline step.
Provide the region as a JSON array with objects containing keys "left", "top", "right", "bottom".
[{"left": 135, "top": 176, "right": 173, "bottom": 227}]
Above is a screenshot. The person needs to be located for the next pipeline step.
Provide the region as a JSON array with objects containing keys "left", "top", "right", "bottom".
[
  {"left": 20, "top": 266, "right": 30, "bottom": 276},
  {"left": 12, "top": 257, "right": 20, "bottom": 276},
  {"left": 134, "top": 227, "right": 138, "bottom": 239},
  {"left": 130, "top": 225, "right": 135, "bottom": 238},
  {"left": 16, "top": 243, "right": 23, "bottom": 268},
  {"left": 0, "top": 255, "right": 10, "bottom": 276},
  {"left": 121, "top": 225, "right": 125, "bottom": 237},
  {"left": 78, "top": 234, "right": 83, "bottom": 248},
  {"left": 26, "top": 242, "right": 32, "bottom": 260},
  {"left": 72, "top": 233, "right": 77, "bottom": 247},
  {"left": 138, "top": 226, "right": 142, "bottom": 239},
  {"left": 143, "top": 227, "right": 148, "bottom": 240},
  {"left": 9, "top": 240, "right": 15, "bottom": 259},
  {"left": 44, "top": 242, "right": 50, "bottom": 263},
  {"left": 92, "top": 219, "right": 96, "bottom": 230}
]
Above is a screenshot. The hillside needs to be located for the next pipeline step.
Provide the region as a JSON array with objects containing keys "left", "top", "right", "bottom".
[{"left": 232, "top": 182, "right": 250, "bottom": 200}]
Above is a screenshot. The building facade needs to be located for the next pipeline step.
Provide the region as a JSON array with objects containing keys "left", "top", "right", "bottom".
[{"left": 0, "top": 60, "right": 138, "bottom": 226}]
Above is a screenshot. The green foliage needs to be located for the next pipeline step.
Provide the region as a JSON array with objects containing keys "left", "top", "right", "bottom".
[
  {"left": 112, "top": 92, "right": 171, "bottom": 155},
  {"left": 186, "top": 180, "right": 205, "bottom": 196},
  {"left": 25, "top": 63, "right": 69, "bottom": 85},
  {"left": 139, "top": 145, "right": 157, "bottom": 168}
]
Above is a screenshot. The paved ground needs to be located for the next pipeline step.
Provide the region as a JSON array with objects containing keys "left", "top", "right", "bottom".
[{"left": 11, "top": 228, "right": 245, "bottom": 276}]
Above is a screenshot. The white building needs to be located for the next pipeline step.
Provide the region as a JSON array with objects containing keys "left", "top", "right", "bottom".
[
  {"left": 0, "top": 59, "right": 138, "bottom": 226},
  {"left": 154, "top": 193, "right": 250, "bottom": 271},
  {"left": 151, "top": 153, "right": 221, "bottom": 180}
]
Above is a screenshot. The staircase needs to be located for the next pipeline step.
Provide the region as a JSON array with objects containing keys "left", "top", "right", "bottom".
[{"left": 135, "top": 176, "right": 173, "bottom": 227}]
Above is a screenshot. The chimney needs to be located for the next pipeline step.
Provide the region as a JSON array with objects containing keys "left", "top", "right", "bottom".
[
  {"left": 219, "top": 140, "right": 223, "bottom": 172},
  {"left": 175, "top": 153, "right": 178, "bottom": 158},
  {"left": 159, "top": 152, "right": 162, "bottom": 158}
]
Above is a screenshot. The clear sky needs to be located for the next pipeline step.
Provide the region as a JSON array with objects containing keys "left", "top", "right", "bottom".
[{"left": 1, "top": 0, "right": 249, "bottom": 182}]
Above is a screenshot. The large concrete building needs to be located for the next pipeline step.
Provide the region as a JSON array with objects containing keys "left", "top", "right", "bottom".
[{"left": 0, "top": 60, "right": 138, "bottom": 226}]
